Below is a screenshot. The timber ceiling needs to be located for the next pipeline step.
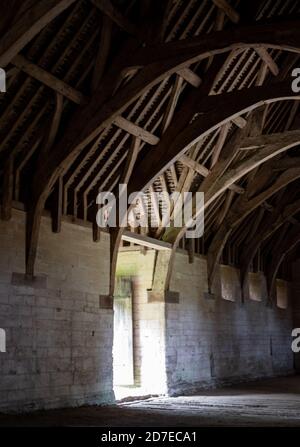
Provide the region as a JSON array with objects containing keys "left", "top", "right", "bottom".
[{"left": 1, "top": 0, "right": 300, "bottom": 293}]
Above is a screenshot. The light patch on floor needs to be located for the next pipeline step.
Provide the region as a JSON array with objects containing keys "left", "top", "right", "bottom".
[{"left": 1, "top": 376, "right": 300, "bottom": 427}]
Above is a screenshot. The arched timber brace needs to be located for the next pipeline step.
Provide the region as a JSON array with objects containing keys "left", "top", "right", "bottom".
[
  {"left": 267, "top": 225, "right": 300, "bottom": 302},
  {"left": 26, "top": 87, "right": 300, "bottom": 276},
  {"left": 129, "top": 19, "right": 300, "bottom": 67},
  {"left": 0, "top": 3, "right": 299, "bottom": 291},
  {"left": 106, "top": 136, "right": 141, "bottom": 296},
  {"left": 161, "top": 131, "right": 300, "bottom": 296},
  {"left": 30, "top": 21, "right": 300, "bottom": 210},
  {"left": 32, "top": 19, "right": 300, "bottom": 208},
  {"left": 240, "top": 195, "right": 300, "bottom": 292},
  {"left": 162, "top": 127, "right": 300, "bottom": 245},
  {"left": 129, "top": 82, "right": 300, "bottom": 198},
  {"left": 161, "top": 108, "right": 266, "bottom": 245},
  {"left": 206, "top": 160, "right": 300, "bottom": 293}
]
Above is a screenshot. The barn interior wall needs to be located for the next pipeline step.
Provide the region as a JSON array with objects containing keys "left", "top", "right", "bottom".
[
  {"left": 117, "top": 249, "right": 295, "bottom": 396},
  {"left": 292, "top": 259, "right": 300, "bottom": 372},
  {"left": 0, "top": 209, "right": 113, "bottom": 412},
  {"left": 0, "top": 213, "right": 296, "bottom": 412},
  {"left": 166, "top": 252, "right": 294, "bottom": 395}
]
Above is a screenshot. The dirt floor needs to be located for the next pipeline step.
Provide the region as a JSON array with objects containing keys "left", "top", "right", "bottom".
[{"left": 1, "top": 376, "right": 300, "bottom": 427}]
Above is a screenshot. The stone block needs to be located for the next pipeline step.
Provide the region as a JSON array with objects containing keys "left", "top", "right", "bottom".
[
  {"left": 99, "top": 295, "right": 113, "bottom": 309},
  {"left": 11, "top": 273, "right": 47, "bottom": 289}
]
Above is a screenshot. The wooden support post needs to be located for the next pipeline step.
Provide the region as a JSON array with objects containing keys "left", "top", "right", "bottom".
[
  {"left": 26, "top": 199, "right": 44, "bottom": 277},
  {"left": 187, "top": 238, "right": 195, "bottom": 264},
  {"left": 51, "top": 176, "right": 63, "bottom": 233},
  {"left": 93, "top": 219, "right": 101, "bottom": 242},
  {"left": 1, "top": 155, "right": 14, "bottom": 221}
]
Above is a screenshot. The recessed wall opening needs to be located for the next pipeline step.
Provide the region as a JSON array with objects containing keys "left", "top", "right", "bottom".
[
  {"left": 248, "top": 272, "right": 263, "bottom": 301},
  {"left": 220, "top": 265, "right": 239, "bottom": 301},
  {"left": 276, "top": 279, "right": 289, "bottom": 309},
  {"left": 113, "top": 245, "right": 167, "bottom": 400},
  {"left": 113, "top": 276, "right": 135, "bottom": 400}
]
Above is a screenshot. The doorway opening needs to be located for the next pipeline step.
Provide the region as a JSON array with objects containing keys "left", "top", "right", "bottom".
[
  {"left": 113, "top": 247, "right": 168, "bottom": 401},
  {"left": 113, "top": 276, "right": 137, "bottom": 400}
]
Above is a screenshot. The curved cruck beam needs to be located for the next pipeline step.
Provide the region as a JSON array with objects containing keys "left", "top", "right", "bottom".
[
  {"left": 26, "top": 19, "right": 300, "bottom": 278},
  {"left": 161, "top": 124, "right": 300, "bottom": 244},
  {"left": 32, "top": 20, "right": 300, "bottom": 202},
  {"left": 130, "top": 84, "right": 300, "bottom": 206},
  {"left": 129, "top": 19, "right": 300, "bottom": 67},
  {"left": 26, "top": 85, "right": 300, "bottom": 278},
  {"left": 163, "top": 137, "right": 300, "bottom": 294},
  {"left": 106, "top": 58, "right": 225, "bottom": 296},
  {"left": 160, "top": 108, "right": 265, "bottom": 244},
  {"left": 206, "top": 160, "right": 300, "bottom": 293},
  {"left": 240, "top": 195, "right": 300, "bottom": 291},
  {"left": 0, "top": 0, "right": 78, "bottom": 67},
  {"left": 266, "top": 225, "right": 300, "bottom": 302}
]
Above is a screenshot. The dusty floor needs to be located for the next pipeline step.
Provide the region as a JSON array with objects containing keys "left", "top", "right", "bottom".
[{"left": 1, "top": 376, "right": 300, "bottom": 427}]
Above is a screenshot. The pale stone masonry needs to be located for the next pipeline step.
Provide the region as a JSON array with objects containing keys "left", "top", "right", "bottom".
[
  {"left": 0, "top": 212, "right": 296, "bottom": 412},
  {"left": 117, "top": 250, "right": 294, "bottom": 396},
  {"left": 0, "top": 210, "right": 113, "bottom": 412},
  {"left": 166, "top": 252, "right": 294, "bottom": 395},
  {"left": 292, "top": 260, "right": 300, "bottom": 372}
]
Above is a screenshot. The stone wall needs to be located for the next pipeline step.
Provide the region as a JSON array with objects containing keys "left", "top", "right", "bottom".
[
  {"left": 292, "top": 259, "right": 300, "bottom": 372},
  {"left": 0, "top": 214, "right": 296, "bottom": 411},
  {"left": 0, "top": 209, "right": 113, "bottom": 412},
  {"left": 117, "top": 249, "right": 295, "bottom": 397},
  {"left": 166, "top": 251, "right": 294, "bottom": 395}
]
